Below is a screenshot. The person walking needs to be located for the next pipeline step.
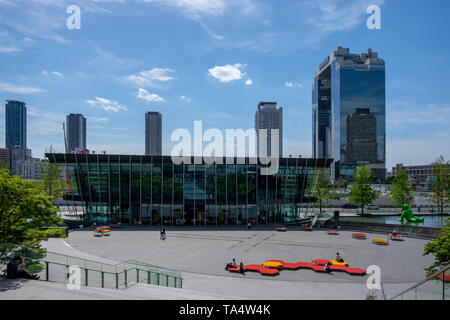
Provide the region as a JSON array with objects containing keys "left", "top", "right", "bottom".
[{"left": 160, "top": 226, "right": 166, "bottom": 240}]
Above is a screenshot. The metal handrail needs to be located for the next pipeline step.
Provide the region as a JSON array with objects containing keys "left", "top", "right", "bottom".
[
  {"left": 1, "top": 250, "right": 183, "bottom": 290},
  {"left": 390, "top": 264, "right": 449, "bottom": 300}
]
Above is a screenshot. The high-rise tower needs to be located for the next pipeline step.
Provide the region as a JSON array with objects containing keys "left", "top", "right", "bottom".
[{"left": 312, "top": 47, "right": 386, "bottom": 180}]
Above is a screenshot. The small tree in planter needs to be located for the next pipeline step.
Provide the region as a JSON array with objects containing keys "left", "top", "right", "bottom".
[{"left": 349, "top": 165, "right": 379, "bottom": 216}]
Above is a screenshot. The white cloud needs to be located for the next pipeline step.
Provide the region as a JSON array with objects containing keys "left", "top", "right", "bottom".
[
  {"left": 0, "top": 46, "right": 20, "bottom": 53},
  {"left": 128, "top": 68, "right": 176, "bottom": 87},
  {"left": 245, "top": 79, "right": 253, "bottom": 86},
  {"left": 298, "top": 0, "right": 385, "bottom": 32},
  {"left": 0, "top": 81, "right": 45, "bottom": 94},
  {"left": 90, "top": 117, "right": 109, "bottom": 124},
  {"left": 137, "top": 0, "right": 258, "bottom": 19},
  {"left": 137, "top": 88, "right": 165, "bottom": 102},
  {"left": 208, "top": 63, "right": 246, "bottom": 83},
  {"left": 180, "top": 95, "right": 192, "bottom": 102},
  {"left": 86, "top": 97, "right": 128, "bottom": 112},
  {"left": 285, "top": 81, "right": 303, "bottom": 88},
  {"left": 42, "top": 70, "right": 63, "bottom": 77}
]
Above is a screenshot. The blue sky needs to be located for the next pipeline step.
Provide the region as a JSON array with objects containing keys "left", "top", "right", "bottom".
[{"left": 0, "top": 0, "right": 449, "bottom": 171}]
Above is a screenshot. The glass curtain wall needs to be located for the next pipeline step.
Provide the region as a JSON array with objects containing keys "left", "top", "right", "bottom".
[{"left": 52, "top": 155, "right": 330, "bottom": 225}]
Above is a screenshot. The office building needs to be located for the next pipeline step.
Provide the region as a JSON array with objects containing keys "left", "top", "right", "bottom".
[
  {"left": 392, "top": 163, "right": 435, "bottom": 191},
  {"left": 255, "top": 102, "right": 283, "bottom": 158},
  {"left": 5, "top": 100, "right": 27, "bottom": 149},
  {"left": 313, "top": 47, "right": 386, "bottom": 180},
  {"left": 10, "top": 146, "right": 31, "bottom": 176},
  {"left": 48, "top": 153, "right": 331, "bottom": 225},
  {"left": 0, "top": 148, "right": 10, "bottom": 169},
  {"left": 145, "top": 112, "right": 162, "bottom": 156},
  {"left": 66, "top": 114, "right": 87, "bottom": 152},
  {"left": 17, "top": 157, "right": 45, "bottom": 179}
]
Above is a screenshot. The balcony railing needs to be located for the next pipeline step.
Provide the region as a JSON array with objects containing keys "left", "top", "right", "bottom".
[
  {"left": 1, "top": 246, "right": 182, "bottom": 290},
  {"left": 391, "top": 265, "right": 449, "bottom": 300}
]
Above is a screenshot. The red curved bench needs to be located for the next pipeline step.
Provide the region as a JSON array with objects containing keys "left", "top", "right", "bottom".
[
  {"left": 226, "top": 265, "right": 279, "bottom": 276},
  {"left": 244, "top": 265, "right": 280, "bottom": 276},
  {"left": 312, "top": 259, "right": 331, "bottom": 266},
  {"left": 352, "top": 233, "right": 367, "bottom": 239},
  {"left": 327, "top": 230, "right": 339, "bottom": 235},
  {"left": 437, "top": 273, "right": 450, "bottom": 282},
  {"left": 275, "top": 227, "right": 287, "bottom": 232},
  {"left": 267, "top": 259, "right": 366, "bottom": 276},
  {"left": 328, "top": 265, "right": 366, "bottom": 275}
]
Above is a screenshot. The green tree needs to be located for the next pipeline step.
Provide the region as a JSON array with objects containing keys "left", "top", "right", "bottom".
[
  {"left": 40, "top": 146, "right": 64, "bottom": 199},
  {"left": 0, "top": 169, "right": 64, "bottom": 269},
  {"left": 423, "top": 218, "right": 450, "bottom": 276},
  {"left": 349, "top": 165, "right": 379, "bottom": 215},
  {"left": 390, "top": 168, "right": 415, "bottom": 207},
  {"left": 430, "top": 156, "right": 450, "bottom": 215},
  {"left": 0, "top": 160, "right": 9, "bottom": 170},
  {"left": 311, "top": 169, "right": 333, "bottom": 215}
]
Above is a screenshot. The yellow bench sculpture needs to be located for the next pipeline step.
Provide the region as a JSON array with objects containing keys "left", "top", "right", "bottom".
[{"left": 372, "top": 238, "right": 389, "bottom": 245}]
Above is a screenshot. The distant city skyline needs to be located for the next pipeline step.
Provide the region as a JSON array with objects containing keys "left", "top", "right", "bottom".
[{"left": 0, "top": 0, "right": 449, "bottom": 169}]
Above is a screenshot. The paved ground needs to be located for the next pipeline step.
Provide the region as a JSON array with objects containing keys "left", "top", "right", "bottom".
[
  {"left": 1, "top": 225, "right": 434, "bottom": 300},
  {"left": 0, "top": 278, "right": 242, "bottom": 300},
  {"left": 58, "top": 226, "right": 434, "bottom": 298}
]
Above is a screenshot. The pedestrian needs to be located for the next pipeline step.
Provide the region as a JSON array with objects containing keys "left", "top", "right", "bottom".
[
  {"left": 247, "top": 221, "right": 252, "bottom": 230},
  {"left": 239, "top": 262, "right": 245, "bottom": 274},
  {"left": 160, "top": 226, "right": 166, "bottom": 240}
]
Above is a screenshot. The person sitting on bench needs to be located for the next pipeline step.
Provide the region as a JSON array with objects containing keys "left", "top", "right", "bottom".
[{"left": 335, "top": 253, "right": 344, "bottom": 263}]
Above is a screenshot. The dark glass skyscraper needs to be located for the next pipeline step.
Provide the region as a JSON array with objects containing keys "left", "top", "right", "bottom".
[
  {"left": 66, "top": 114, "right": 87, "bottom": 151},
  {"left": 5, "top": 100, "right": 27, "bottom": 148},
  {"left": 312, "top": 47, "right": 386, "bottom": 180},
  {"left": 145, "top": 112, "right": 162, "bottom": 156}
]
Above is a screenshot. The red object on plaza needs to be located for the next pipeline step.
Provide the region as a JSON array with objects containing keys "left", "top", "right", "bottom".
[
  {"left": 327, "top": 230, "right": 339, "bottom": 235},
  {"left": 312, "top": 259, "right": 331, "bottom": 266},
  {"left": 275, "top": 227, "right": 287, "bottom": 232},
  {"left": 389, "top": 233, "right": 404, "bottom": 241},
  {"left": 227, "top": 264, "right": 279, "bottom": 276},
  {"left": 352, "top": 233, "right": 367, "bottom": 239}
]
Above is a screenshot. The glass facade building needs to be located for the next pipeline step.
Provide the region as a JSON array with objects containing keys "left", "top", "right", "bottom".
[
  {"left": 313, "top": 47, "right": 386, "bottom": 181},
  {"left": 5, "top": 100, "right": 27, "bottom": 149},
  {"left": 48, "top": 153, "right": 332, "bottom": 226}
]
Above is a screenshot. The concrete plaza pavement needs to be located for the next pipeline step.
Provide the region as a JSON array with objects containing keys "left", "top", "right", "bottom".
[{"left": 34, "top": 225, "right": 434, "bottom": 299}]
